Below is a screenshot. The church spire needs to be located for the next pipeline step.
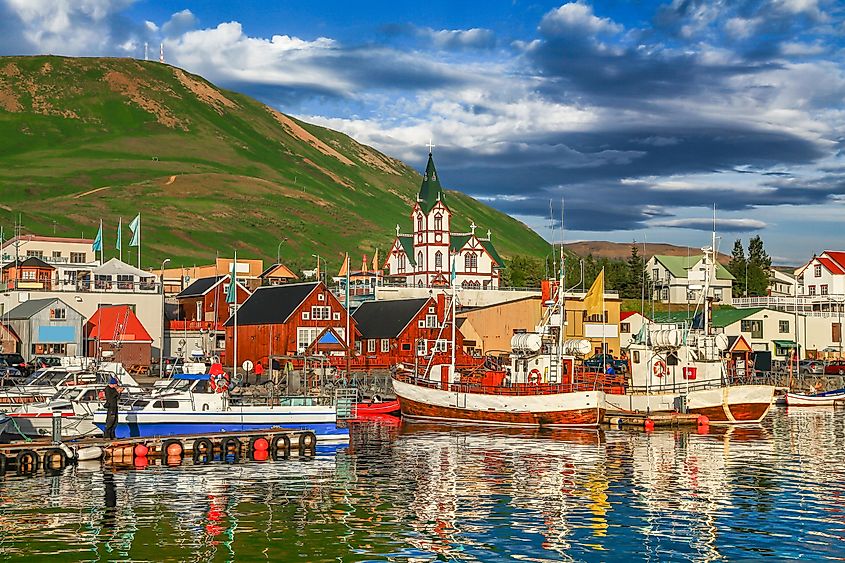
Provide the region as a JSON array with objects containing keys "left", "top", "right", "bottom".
[{"left": 417, "top": 152, "right": 445, "bottom": 213}]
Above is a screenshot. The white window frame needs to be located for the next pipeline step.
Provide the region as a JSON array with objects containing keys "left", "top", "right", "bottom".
[
  {"left": 367, "top": 339, "right": 376, "bottom": 353},
  {"left": 433, "top": 339, "right": 448, "bottom": 352},
  {"left": 333, "top": 312, "right": 341, "bottom": 321},
  {"left": 301, "top": 311, "right": 310, "bottom": 320},
  {"left": 417, "top": 339, "right": 427, "bottom": 356},
  {"left": 381, "top": 339, "right": 390, "bottom": 353},
  {"left": 418, "top": 320, "right": 425, "bottom": 328},
  {"left": 426, "top": 314, "right": 438, "bottom": 328},
  {"left": 297, "top": 327, "right": 319, "bottom": 353},
  {"left": 311, "top": 306, "right": 331, "bottom": 320}
]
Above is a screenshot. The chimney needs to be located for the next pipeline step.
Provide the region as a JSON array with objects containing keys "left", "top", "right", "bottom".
[{"left": 436, "top": 293, "right": 446, "bottom": 320}]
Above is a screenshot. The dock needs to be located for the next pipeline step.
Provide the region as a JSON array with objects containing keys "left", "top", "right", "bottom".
[
  {"left": 0, "top": 428, "right": 317, "bottom": 475},
  {"left": 604, "top": 412, "right": 707, "bottom": 429}
]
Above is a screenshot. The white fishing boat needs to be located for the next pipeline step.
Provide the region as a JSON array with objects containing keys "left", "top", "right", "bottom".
[
  {"left": 785, "top": 388, "right": 845, "bottom": 407},
  {"left": 92, "top": 373, "right": 351, "bottom": 443}
]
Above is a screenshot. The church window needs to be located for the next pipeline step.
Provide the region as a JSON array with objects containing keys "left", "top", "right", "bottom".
[
  {"left": 417, "top": 214, "right": 423, "bottom": 231},
  {"left": 434, "top": 214, "right": 442, "bottom": 231},
  {"left": 417, "top": 251, "right": 423, "bottom": 269},
  {"left": 465, "top": 253, "right": 477, "bottom": 272},
  {"left": 398, "top": 253, "right": 406, "bottom": 273},
  {"left": 435, "top": 251, "right": 443, "bottom": 270}
]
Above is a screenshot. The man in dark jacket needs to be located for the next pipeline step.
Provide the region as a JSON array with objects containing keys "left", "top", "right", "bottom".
[{"left": 103, "top": 377, "right": 123, "bottom": 440}]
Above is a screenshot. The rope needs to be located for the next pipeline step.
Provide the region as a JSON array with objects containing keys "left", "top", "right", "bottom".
[{"left": 6, "top": 416, "right": 33, "bottom": 442}]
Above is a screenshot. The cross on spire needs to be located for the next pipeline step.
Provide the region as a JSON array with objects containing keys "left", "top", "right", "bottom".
[
  {"left": 470, "top": 221, "right": 477, "bottom": 235},
  {"left": 486, "top": 229, "right": 492, "bottom": 240},
  {"left": 426, "top": 139, "right": 436, "bottom": 154},
  {"left": 396, "top": 224, "right": 401, "bottom": 236}
]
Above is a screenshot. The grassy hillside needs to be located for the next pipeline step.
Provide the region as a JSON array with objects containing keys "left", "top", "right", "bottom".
[{"left": 0, "top": 55, "right": 550, "bottom": 272}]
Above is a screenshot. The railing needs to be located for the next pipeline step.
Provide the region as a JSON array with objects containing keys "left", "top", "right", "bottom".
[
  {"left": 3, "top": 279, "right": 161, "bottom": 294},
  {"left": 394, "top": 373, "right": 599, "bottom": 395},
  {"left": 733, "top": 295, "right": 845, "bottom": 313},
  {"left": 168, "top": 320, "right": 223, "bottom": 331}
]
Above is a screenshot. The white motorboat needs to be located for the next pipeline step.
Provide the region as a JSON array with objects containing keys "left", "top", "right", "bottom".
[{"left": 785, "top": 388, "right": 845, "bottom": 407}]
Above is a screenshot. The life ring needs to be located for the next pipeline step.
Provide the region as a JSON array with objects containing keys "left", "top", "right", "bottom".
[
  {"left": 42, "top": 447, "right": 67, "bottom": 470},
  {"left": 210, "top": 372, "right": 230, "bottom": 393},
  {"left": 653, "top": 360, "right": 667, "bottom": 378},
  {"left": 528, "top": 369, "right": 541, "bottom": 384},
  {"left": 298, "top": 431, "right": 317, "bottom": 456},
  {"left": 192, "top": 437, "right": 214, "bottom": 463},
  {"left": 270, "top": 435, "right": 291, "bottom": 460}
]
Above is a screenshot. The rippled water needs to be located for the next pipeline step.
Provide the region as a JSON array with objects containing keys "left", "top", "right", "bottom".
[{"left": 1, "top": 407, "right": 845, "bottom": 562}]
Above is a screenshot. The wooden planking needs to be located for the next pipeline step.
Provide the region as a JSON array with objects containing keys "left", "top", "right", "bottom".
[{"left": 399, "top": 395, "right": 602, "bottom": 427}]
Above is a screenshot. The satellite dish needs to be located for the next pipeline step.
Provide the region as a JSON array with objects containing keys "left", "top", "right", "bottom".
[
  {"left": 242, "top": 360, "right": 254, "bottom": 372},
  {"left": 101, "top": 350, "right": 114, "bottom": 358}
]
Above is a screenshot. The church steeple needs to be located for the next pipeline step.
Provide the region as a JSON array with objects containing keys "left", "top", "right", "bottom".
[{"left": 417, "top": 152, "right": 445, "bottom": 213}]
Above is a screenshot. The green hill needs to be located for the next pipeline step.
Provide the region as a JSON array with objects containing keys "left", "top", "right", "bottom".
[{"left": 0, "top": 55, "right": 550, "bottom": 273}]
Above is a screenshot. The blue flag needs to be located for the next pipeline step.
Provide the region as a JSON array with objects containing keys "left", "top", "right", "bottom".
[
  {"left": 92, "top": 221, "right": 103, "bottom": 252},
  {"left": 450, "top": 252, "right": 456, "bottom": 285},
  {"left": 116, "top": 217, "right": 122, "bottom": 251},
  {"left": 226, "top": 256, "right": 237, "bottom": 304},
  {"left": 129, "top": 213, "right": 140, "bottom": 247}
]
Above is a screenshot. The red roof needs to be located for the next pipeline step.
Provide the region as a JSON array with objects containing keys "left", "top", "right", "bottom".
[
  {"left": 620, "top": 311, "right": 637, "bottom": 321},
  {"left": 818, "top": 256, "right": 845, "bottom": 275},
  {"left": 86, "top": 305, "right": 153, "bottom": 342},
  {"left": 823, "top": 251, "right": 845, "bottom": 273}
]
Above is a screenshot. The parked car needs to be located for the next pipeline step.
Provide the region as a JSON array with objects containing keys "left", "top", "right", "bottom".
[
  {"left": 0, "top": 353, "right": 30, "bottom": 377},
  {"left": 31, "top": 356, "right": 63, "bottom": 369},
  {"left": 824, "top": 360, "right": 845, "bottom": 376},
  {"left": 584, "top": 353, "right": 628, "bottom": 373},
  {"left": 798, "top": 359, "right": 825, "bottom": 375}
]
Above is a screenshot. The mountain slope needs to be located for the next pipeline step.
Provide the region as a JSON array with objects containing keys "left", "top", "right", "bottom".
[
  {"left": 0, "top": 55, "right": 550, "bottom": 272},
  {"left": 567, "top": 241, "right": 730, "bottom": 264}
]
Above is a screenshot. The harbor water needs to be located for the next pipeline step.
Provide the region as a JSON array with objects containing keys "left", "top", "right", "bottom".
[{"left": 1, "top": 407, "right": 843, "bottom": 561}]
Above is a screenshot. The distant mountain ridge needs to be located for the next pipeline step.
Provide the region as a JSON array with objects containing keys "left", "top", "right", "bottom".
[
  {"left": 0, "top": 55, "right": 550, "bottom": 271},
  {"left": 567, "top": 240, "right": 731, "bottom": 264}
]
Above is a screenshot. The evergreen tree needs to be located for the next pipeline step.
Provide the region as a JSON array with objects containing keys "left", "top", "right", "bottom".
[
  {"left": 727, "top": 239, "right": 747, "bottom": 297},
  {"left": 503, "top": 255, "right": 544, "bottom": 288},
  {"left": 624, "top": 243, "right": 645, "bottom": 299},
  {"left": 746, "top": 235, "right": 771, "bottom": 296}
]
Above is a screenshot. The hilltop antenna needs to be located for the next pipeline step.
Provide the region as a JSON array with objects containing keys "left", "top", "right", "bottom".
[
  {"left": 144, "top": 42, "right": 148, "bottom": 61},
  {"left": 159, "top": 43, "right": 165, "bottom": 64}
]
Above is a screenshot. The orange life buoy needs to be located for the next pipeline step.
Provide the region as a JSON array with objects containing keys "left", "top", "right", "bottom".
[
  {"left": 528, "top": 369, "right": 541, "bottom": 384},
  {"left": 210, "top": 372, "right": 230, "bottom": 393},
  {"left": 653, "top": 360, "right": 667, "bottom": 378}
]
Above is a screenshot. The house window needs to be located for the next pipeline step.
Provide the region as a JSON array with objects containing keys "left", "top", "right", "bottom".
[
  {"left": 652, "top": 268, "right": 659, "bottom": 280},
  {"left": 821, "top": 285, "right": 829, "bottom": 295},
  {"left": 434, "top": 214, "right": 442, "bottom": 231},
  {"left": 435, "top": 251, "right": 443, "bottom": 270},
  {"left": 26, "top": 250, "right": 43, "bottom": 258},
  {"left": 301, "top": 311, "right": 310, "bottom": 320},
  {"left": 426, "top": 314, "right": 438, "bottom": 328},
  {"left": 661, "top": 288, "right": 669, "bottom": 301},
  {"left": 354, "top": 341, "right": 362, "bottom": 355},
  {"left": 633, "top": 351, "right": 640, "bottom": 364},
  {"left": 367, "top": 339, "right": 376, "bottom": 353},
  {"left": 318, "top": 294, "right": 325, "bottom": 301},
  {"left": 428, "top": 307, "right": 435, "bottom": 313},
  {"left": 22, "top": 270, "right": 35, "bottom": 280},
  {"left": 402, "top": 343, "right": 411, "bottom": 351},
  {"left": 51, "top": 251, "right": 61, "bottom": 260},
  {"left": 620, "top": 323, "right": 630, "bottom": 333},
  {"left": 417, "top": 339, "right": 427, "bottom": 356},
  {"left": 50, "top": 308, "right": 66, "bottom": 320},
  {"left": 433, "top": 339, "right": 448, "bottom": 352},
  {"left": 398, "top": 253, "right": 406, "bottom": 273},
  {"left": 815, "top": 264, "right": 822, "bottom": 277},
  {"left": 70, "top": 252, "right": 85, "bottom": 264},
  {"left": 311, "top": 306, "right": 331, "bottom": 320},
  {"left": 779, "top": 320, "right": 789, "bottom": 333},
  {"left": 740, "top": 319, "right": 763, "bottom": 339},
  {"left": 418, "top": 320, "right": 425, "bottom": 328},
  {"left": 196, "top": 301, "right": 202, "bottom": 320},
  {"left": 464, "top": 253, "right": 477, "bottom": 272},
  {"left": 809, "top": 285, "right": 817, "bottom": 296},
  {"left": 381, "top": 339, "right": 390, "bottom": 353},
  {"left": 333, "top": 312, "right": 341, "bottom": 321},
  {"left": 296, "top": 327, "right": 319, "bottom": 353},
  {"left": 117, "top": 274, "right": 133, "bottom": 289}
]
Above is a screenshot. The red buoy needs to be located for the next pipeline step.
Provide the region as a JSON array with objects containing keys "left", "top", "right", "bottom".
[
  {"left": 166, "top": 442, "right": 183, "bottom": 457},
  {"left": 697, "top": 415, "right": 710, "bottom": 427},
  {"left": 253, "top": 438, "right": 269, "bottom": 451},
  {"left": 166, "top": 454, "right": 182, "bottom": 466},
  {"left": 253, "top": 449, "right": 269, "bottom": 462},
  {"left": 134, "top": 456, "right": 149, "bottom": 469},
  {"left": 644, "top": 419, "right": 655, "bottom": 431},
  {"left": 134, "top": 444, "right": 149, "bottom": 457}
]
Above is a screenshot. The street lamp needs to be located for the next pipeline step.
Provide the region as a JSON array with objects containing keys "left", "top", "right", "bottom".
[
  {"left": 276, "top": 238, "right": 288, "bottom": 265},
  {"left": 311, "top": 254, "right": 322, "bottom": 284},
  {"left": 159, "top": 258, "right": 171, "bottom": 378}
]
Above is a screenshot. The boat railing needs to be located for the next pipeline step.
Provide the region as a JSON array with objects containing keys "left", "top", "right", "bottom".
[
  {"left": 394, "top": 373, "right": 599, "bottom": 396},
  {"left": 622, "top": 373, "right": 776, "bottom": 394}
]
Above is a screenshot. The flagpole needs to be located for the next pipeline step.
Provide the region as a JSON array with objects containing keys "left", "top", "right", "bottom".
[
  {"left": 137, "top": 213, "right": 141, "bottom": 269},
  {"left": 233, "top": 250, "right": 238, "bottom": 378},
  {"left": 100, "top": 219, "right": 104, "bottom": 265},
  {"left": 345, "top": 253, "right": 350, "bottom": 349},
  {"left": 602, "top": 267, "right": 606, "bottom": 360},
  {"left": 450, "top": 253, "right": 456, "bottom": 373},
  {"left": 118, "top": 217, "right": 122, "bottom": 262}
]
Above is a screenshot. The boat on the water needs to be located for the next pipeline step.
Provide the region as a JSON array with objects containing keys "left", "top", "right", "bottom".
[
  {"left": 785, "top": 388, "right": 845, "bottom": 407},
  {"left": 92, "top": 373, "right": 350, "bottom": 442},
  {"left": 355, "top": 399, "right": 400, "bottom": 417}
]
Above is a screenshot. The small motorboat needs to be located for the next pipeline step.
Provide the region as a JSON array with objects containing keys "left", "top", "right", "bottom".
[
  {"left": 355, "top": 399, "right": 400, "bottom": 417},
  {"left": 786, "top": 388, "right": 845, "bottom": 407}
]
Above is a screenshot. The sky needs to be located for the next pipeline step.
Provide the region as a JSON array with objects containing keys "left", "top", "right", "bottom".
[{"left": 2, "top": 0, "right": 845, "bottom": 264}]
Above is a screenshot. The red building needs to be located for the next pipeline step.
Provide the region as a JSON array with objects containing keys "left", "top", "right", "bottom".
[
  {"left": 351, "top": 296, "right": 477, "bottom": 371},
  {"left": 173, "top": 275, "right": 251, "bottom": 330},
  {"left": 1, "top": 257, "right": 55, "bottom": 290},
  {"left": 86, "top": 305, "right": 153, "bottom": 369},
  {"left": 224, "top": 281, "right": 357, "bottom": 368}
]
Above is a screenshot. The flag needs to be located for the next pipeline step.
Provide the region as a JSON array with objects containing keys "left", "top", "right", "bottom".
[
  {"left": 116, "top": 217, "right": 122, "bottom": 251},
  {"left": 129, "top": 213, "right": 141, "bottom": 246},
  {"left": 371, "top": 248, "right": 379, "bottom": 272},
  {"left": 583, "top": 269, "right": 604, "bottom": 317},
  {"left": 226, "top": 257, "right": 237, "bottom": 304},
  {"left": 92, "top": 221, "right": 103, "bottom": 252},
  {"left": 450, "top": 252, "right": 456, "bottom": 284},
  {"left": 338, "top": 253, "right": 349, "bottom": 277}
]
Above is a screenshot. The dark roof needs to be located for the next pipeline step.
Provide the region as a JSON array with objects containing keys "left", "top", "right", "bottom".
[
  {"left": 352, "top": 298, "right": 430, "bottom": 339},
  {"left": 416, "top": 153, "right": 446, "bottom": 213},
  {"left": 5, "top": 298, "right": 73, "bottom": 320},
  {"left": 479, "top": 239, "right": 504, "bottom": 267},
  {"left": 2, "top": 256, "right": 55, "bottom": 270},
  {"left": 398, "top": 236, "right": 416, "bottom": 266},
  {"left": 224, "top": 282, "right": 318, "bottom": 326},
  {"left": 176, "top": 276, "right": 224, "bottom": 298}
]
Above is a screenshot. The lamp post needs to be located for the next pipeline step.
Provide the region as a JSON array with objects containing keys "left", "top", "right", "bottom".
[
  {"left": 745, "top": 260, "right": 748, "bottom": 298},
  {"left": 159, "top": 258, "right": 171, "bottom": 378},
  {"left": 312, "top": 254, "right": 322, "bottom": 284},
  {"left": 276, "top": 238, "right": 288, "bottom": 265}
]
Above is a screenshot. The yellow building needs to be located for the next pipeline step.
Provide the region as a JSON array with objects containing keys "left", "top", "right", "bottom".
[{"left": 162, "top": 258, "right": 265, "bottom": 294}]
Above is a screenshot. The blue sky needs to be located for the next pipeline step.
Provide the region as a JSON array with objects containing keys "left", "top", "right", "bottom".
[{"left": 2, "top": 0, "right": 845, "bottom": 263}]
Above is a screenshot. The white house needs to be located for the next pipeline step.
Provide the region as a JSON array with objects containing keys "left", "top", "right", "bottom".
[
  {"left": 795, "top": 251, "right": 845, "bottom": 298},
  {"left": 384, "top": 151, "right": 503, "bottom": 289},
  {"left": 768, "top": 269, "right": 795, "bottom": 297},
  {"left": 646, "top": 254, "right": 734, "bottom": 306},
  {"left": 619, "top": 311, "right": 648, "bottom": 346}
]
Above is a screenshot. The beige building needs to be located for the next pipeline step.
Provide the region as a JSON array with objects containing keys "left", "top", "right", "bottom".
[
  {"left": 162, "top": 258, "right": 265, "bottom": 294},
  {"left": 457, "top": 297, "right": 542, "bottom": 356}
]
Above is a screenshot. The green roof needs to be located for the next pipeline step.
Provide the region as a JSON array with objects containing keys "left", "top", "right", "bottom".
[
  {"left": 651, "top": 307, "right": 761, "bottom": 328},
  {"left": 416, "top": 153, "right": 445, "bottom": 213},
  {"left": 450, "top": 235, "right": 471, "bottom": 253},
  {"left": 772, "top": 339, "right": 797, "bottom": 348},
  {"left": 398, "top": 236, "right": 416, "bottom": 266},
  {"left": 479, "top": 239, "right": 504, "bottom": 268},
  {"left": 653, "top": 254, "right": 735, "bottom": 281}
]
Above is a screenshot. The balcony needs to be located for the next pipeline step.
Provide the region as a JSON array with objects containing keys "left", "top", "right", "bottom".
[
  {"left": 3, "top": 278, "right": 160, "bottom": 294},
  {"left": 168, "top": 320, "right": 223, "bottom": 331}
]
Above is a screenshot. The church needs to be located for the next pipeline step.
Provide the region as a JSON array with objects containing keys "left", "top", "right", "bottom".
[{"left": 384, "top": 151, "right": 503, "bottom": 289}]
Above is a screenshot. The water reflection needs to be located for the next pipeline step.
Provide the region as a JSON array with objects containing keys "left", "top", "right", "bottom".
[{"left": 1, "top": 409, "right": 844, "bottom": 561}]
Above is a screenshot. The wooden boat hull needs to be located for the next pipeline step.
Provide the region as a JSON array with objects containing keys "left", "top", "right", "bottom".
[
  {"left": 605, "top": 385, "right": 774, "bottom": 424},
  {"left": 786, "top": 390, "right": 845, "bottom": 407},
  {"left": 393, "top": 378, "right": 604, "bottom": 427}
]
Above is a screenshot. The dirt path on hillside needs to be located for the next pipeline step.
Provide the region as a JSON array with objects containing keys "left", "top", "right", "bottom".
[{"left": 75, "top": 186, "right": 111, "bottom": 198}]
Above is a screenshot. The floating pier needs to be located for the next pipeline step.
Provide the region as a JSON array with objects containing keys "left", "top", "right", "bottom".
[
  {"left": 604, "top": 413, "right": 708, "bottom": 429},
  {"left": 0, "top": 428, "right": 317, "bottom": 475}
]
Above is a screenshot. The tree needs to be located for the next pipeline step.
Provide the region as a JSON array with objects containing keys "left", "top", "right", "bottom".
[
  {"left": 727, "top": 239, "right": 747, "bottom": 297},
  {"left": 503, "top": 255, "right": 544, "bottom": 288},
  {"left": 747, "top": 235, "right": 771, "bottom": 296},
  {"left": 623, "top": 243, "right": 646, "bottom": 299}
]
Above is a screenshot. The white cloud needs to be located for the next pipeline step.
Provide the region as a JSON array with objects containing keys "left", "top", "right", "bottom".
[
  {"left": 650, "top": 218, "right": 768, "bottom": 230},
  {"left": 416, "top": 27, "right": 495, "bottom": 49},
  {"left": 161, "top": 9, "right": 197, "bottom": 37},
  {"left": 539, "top": 2, "right": 622, "bottom": 36}
]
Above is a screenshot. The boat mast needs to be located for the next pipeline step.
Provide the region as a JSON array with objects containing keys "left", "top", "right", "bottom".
[{"left": 557, "top": 200, "right": 565, "bottom": 382}]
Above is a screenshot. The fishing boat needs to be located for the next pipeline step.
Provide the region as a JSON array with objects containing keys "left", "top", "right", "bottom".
[
  {"left": 92, "top": 373, "right": 350, "bottom": 443},
  {"left": 614, "top": 240, "right": 774, "bottom": 424},
  {"left": 355, "top": 398, "right": 400, "bottom": 417},
  {"left": 785, "top": 388, "right": 845, "bottom": 406},
  {"left": 392, "top": 262, "right": 605, "bottom": 428}
]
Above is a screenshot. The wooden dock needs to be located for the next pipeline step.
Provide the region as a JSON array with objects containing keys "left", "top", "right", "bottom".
[
  {"left": 0, "top": 428, "right": 317, "bottom": 475},
  {"left": 604, "top": 413, "right": 707, "bottom": 429}
]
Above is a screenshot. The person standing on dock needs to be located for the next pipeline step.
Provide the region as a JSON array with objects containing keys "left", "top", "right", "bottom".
[{"left": 103, "top": 377, "right": 123, "bottom": 440}]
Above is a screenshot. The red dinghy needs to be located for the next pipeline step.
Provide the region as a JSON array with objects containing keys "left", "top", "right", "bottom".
[{"left": 355, "top": 399, "right": 401, "bottom": 417}]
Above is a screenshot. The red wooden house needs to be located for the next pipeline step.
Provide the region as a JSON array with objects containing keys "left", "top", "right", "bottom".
[
  {"left": 173, "top": 275, "right": 251, "bottom": 330},
  {"left": 351, "top": 296, "right": 477, "bottom": 371},
  {"left": 224, "top": 281, "right": 357, "bottom": 368},
  {"left": 1, "top": 257, "right": 55, "bottom": 290},
  {"left": 86, "top": 305, "right": 154, "bottom": 369}
]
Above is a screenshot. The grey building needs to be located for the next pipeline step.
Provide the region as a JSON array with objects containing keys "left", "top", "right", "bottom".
[{"left": 4, "top": 298, "right": 84, "bottom": 359}]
